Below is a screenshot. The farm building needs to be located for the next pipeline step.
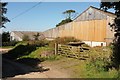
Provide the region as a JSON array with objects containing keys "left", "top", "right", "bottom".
[
  {"left": 43, "top": 6, "right": 116, "bottom": 47},
  {"left": 10, "top": 31, "right": 45, "bottom": 41}
]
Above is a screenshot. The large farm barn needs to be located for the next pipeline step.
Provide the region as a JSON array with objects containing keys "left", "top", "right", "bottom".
[{"left": 43, "top": 6, "right": 116, "bottom": 47}]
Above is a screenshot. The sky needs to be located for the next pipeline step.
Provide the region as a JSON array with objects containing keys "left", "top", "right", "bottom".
[{"left": 3, "top": 2, "right": 102, "bottom": 32}]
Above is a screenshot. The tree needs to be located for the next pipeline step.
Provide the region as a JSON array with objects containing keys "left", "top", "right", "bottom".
[
  {"left": 100, "top": 1, "right": 120, "bottom": 70},
  {"left": 0, "top": 2, "right": 10, "bottom": 28},
  {"left": 33, "top": 33, "right": 40, "bottom": 41},
  {"left": 63, "top": 10, "right": 76, "bottom": 20},
  {"left": 56, "top": 18, "right": 72, "bottom": 27},
  {"left": 56, "top": 10, "right": 76, "bottom": 27},
  {"left": 2, "top": 31, "right": 10, "bottom": 42}
]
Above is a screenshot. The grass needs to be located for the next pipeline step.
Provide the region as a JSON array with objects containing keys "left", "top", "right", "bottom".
[
  {"left": 8, "top": 41, "right": 119, "bottom": 78},
  {"left": 1, "top": 46, "right": 15, "bottom": 49},
  {"left": 42, "top": 56, "right": 118, "bottom": 78},
  {"left": 15, "top": 41, "right": 28, "bottom": 46},
  {"left": 44, "top": 55, "right": 63, "bottom": 61},
  {"left": 1, "top": 41, "right": 28, "bottom": 49},
  {"left": 1, "top": 42, "right": 31, "bottom": 49},
  {"left": 18, "top": 46, "right": 63, "bottom": 62},
  {"left": 18, "top": 46, "right": 54, "bottom": 59},
  {"left": 40, "top": 46, "right": 119, "bottom": 78}
]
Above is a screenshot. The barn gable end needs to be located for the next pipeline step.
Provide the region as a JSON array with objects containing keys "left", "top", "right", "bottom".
[{"left": 74, "top": 6, "right": 116, "bottom": 22}]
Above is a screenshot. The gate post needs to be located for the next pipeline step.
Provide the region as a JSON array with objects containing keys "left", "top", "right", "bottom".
[{"left": 55, "top": 43, "right": 58, "bottom": 55}]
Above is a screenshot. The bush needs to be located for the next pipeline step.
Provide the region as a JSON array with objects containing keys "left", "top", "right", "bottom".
[
  {"left": 55, "top": 37, "right": 80, "bottom": 44},
  {"left": 27, "top": 40, "right": 49, "bottom": 47},
  {"left": 86, "top": 57, "right": 110, "bottom": 73},
  {"left": 48, "top": 37, "right": 80, "bottom": 48},
  {"left": 3, "top": 44, "right": 37, "bottom": 60},
  {"left": 2, "top": 41, "right": 18, "bottom": 46},
  {"left": 108, "top": 43, "right": 114, "bottom": 50},
  {"left": 56, "top": 18, "right": 72, "bottom": 27},
  {"left": 22, "top": 35, "right": 30, "bottom": 41}
]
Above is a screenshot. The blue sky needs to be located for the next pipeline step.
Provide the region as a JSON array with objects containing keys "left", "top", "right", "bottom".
[{"left": 4, "top": 2, "right": 101, "bottom": 32}]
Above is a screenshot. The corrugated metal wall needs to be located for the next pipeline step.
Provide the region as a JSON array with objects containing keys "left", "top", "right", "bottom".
[
  {"left": 43, "top": 19, "right": 107, "bottom": 42},
  {"left": 43, "top": 7, "right": 115, "bottom": 44},
  {"left": 74, "top": 7, "right": 107, "bottom": 22}
]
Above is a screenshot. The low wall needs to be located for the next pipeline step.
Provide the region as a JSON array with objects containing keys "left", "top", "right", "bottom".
[{"left": 82, "top": 41, "right": 107, "bottom": 47}]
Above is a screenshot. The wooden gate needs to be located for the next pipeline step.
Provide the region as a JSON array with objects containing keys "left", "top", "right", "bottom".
[{"left": 57, "top": 43, "right": 90, "bottom": 60}]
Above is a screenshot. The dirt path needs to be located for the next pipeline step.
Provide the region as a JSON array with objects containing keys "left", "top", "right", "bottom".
[
  {"left": 13, "top": 62, "right": 69, "bottom": 78},
  {"left": 0, "top": 48, "right": 12, "bottom": 51},
  {"left": 0, "top": 48, "right": 12, "bottom": 54},
  {"left": 3, "top": 58, "right": 69, "bottom": 78},
  {"left": 2, "top": 58, "right": 35, "bottom": 78},
  {"left": 2, "top": 49, "right": 70, "bottom": 78}
]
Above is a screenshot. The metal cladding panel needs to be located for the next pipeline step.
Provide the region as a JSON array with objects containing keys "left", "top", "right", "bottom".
[
  {"left": 52, "top": 29, "right": 56, "bottom": 38},
  {"left": 50, "top": 29, "right": 54, "bottom": 38},
  {"left": 55, "top": 27, "right": 59, "bottom": 38},
  {"left": 74, "top": 7, "right": 107, "bottom": 22},
  {"left": 73, "top": 19, "right": 107, "bottom": 42},
  {"left": 43, "top": 19, "right": 107, "bottom": 42},
  {"left": 94, "top": 10, "right": 106, "bottom": 20},
  {"left": 46, "top": 29, "right": 53, "bottom": 38},
  {"left": 57, "top": 22, "right": 72, "bottom": 38}
]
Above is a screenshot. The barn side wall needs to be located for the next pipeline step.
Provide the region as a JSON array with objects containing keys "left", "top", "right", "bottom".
[
  {"left": 72, "top": 19, "right": 107, "bottom": 42},
  {"left": 43, "top": 19, "right": 107, "bottom": 47},
  {"left": 43, "top": 7, "right": 115, "bottom": 47}
]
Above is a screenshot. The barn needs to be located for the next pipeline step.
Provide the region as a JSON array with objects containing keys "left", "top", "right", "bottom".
[
  {"left": 43, "top": 6, "right": 116, "bottom": 47},
  {"left": 10, "top": 31, "right": 44, "bottom": 41}
]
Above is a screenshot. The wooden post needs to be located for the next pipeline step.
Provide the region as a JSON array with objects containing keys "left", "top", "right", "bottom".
[{"left": 55, "top": 43, "right": 58, "bottom": 55}]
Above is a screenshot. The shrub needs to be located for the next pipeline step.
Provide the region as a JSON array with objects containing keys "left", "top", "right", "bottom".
[
  {"left": 15, "top": 41, "right": 28, "bottom": 46},
  {"left": 27, "top": 40, "right": 49, "bottom": 47},
  {"left": 86, "top": 57, "right": 110, "bottom": 73},
  {"left": 48, "top": 37, "right": 80, "bottom": 48},
  {"left": 55, "top": 37, "right": 80, "bottom": 44},
  {"left": 22, "top": 35, "right": 30, "bottom": 41},
  {"left": 3, "top": 44, "right": 37, "bottom": 60},
  {"left": 2, "top": 41, "right": 18, "bottom": 46},
  {"left": 108, "top": 43, "right": 114, "bottom": 50},
  {"left": 56, "top": 18, "right": 72, "bottom": 27}
]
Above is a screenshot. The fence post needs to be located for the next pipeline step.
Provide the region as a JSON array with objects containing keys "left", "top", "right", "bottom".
[{"left": 55, "top": 43, "right": 58, "bottom": 55}]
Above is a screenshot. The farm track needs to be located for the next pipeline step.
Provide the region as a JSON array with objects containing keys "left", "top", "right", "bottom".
[
  {"left": 2, "top": 49, "right": 69, "bottom": 78},
  {"left": 0, "top": 48, "right": 12, "bottom": 54},
  {"left": 2, "top": 58, "right": 69, "bottom": 78}
]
